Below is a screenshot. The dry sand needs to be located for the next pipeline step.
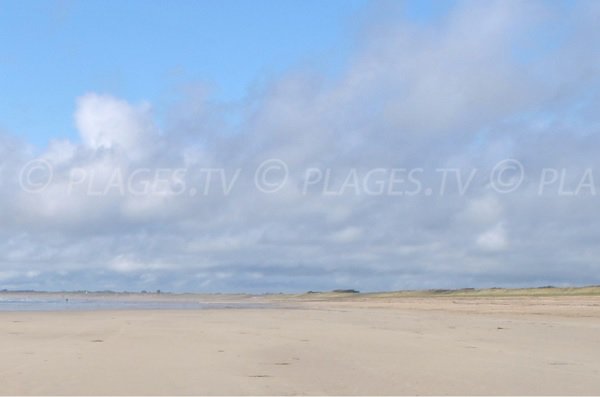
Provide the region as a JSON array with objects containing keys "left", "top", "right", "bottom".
[{"left": 1, "top": 294, "right": 600, "bottom": 395}]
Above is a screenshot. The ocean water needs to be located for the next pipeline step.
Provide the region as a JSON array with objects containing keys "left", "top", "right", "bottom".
[{"left": 0, "top": 295, "right": 274, "bottom": 311}]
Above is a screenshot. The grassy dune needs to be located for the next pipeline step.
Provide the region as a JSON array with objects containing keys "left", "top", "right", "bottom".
[{"left": 287, "top": 285, "right": 600, "bottom": 300}]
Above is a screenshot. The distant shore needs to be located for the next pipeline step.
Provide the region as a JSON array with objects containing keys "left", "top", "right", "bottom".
[{"left": 2, "top": 284, "right": 600, "bottom": 299}]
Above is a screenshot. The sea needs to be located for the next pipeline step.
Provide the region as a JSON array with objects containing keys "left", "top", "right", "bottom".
[{"left": 0, "top": 293, "right": 275, "bottom": 311}]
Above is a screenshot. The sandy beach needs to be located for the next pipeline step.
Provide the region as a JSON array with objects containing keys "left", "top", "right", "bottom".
[{"left": 1, "top": 293, "right": 600, "bottom": 395}]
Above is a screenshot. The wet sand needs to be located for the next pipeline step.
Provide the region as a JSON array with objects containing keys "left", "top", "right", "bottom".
[{"left": 1, "top": 295, "right": 599, "bottom": 395}]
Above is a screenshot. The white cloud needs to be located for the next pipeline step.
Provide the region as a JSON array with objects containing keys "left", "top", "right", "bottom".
[
  {"left": 477, "top": 223, "right": 508, "bottom": 252},
  {"left": 460, "top": 196, "right": 503, "bottom": 225},
  {"left": 329, "top": 227, "right": 363, "bottom": 244},
  {"left": 75, "top": 93, "right": 157, "bottom": 155}
]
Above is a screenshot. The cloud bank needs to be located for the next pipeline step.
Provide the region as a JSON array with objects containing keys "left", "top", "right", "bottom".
[{"left": 1, "top": 1, "right": 600, "bottom": 292}]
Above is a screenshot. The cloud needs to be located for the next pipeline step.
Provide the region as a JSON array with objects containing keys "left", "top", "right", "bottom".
[
  {"left": 75, "top": 93, "right": 157, "bottom": 154},
  {"left": 476, "top": 223, "right": 508, "bottom": 252},
  {"left": 0, "top": 1, "right": 599, "bottom": 292}
]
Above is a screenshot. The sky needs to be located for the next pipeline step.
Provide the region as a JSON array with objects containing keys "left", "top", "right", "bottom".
[
  {"left": 1, "top": 0, "right": 368, "bottom": 146},
  {"left": 1, "top": 0, "right": 600, "bottom": 292}
]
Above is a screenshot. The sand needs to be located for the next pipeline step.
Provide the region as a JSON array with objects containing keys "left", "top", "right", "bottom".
[{"left": 1, "top": 295, "right": 600, "bottom": 395}]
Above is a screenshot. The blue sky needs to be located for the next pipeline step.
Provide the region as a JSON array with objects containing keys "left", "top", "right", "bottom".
[
  {"left": 0, "top": 0, "right": 464, "bottom": 147},
  {"left": 2, "top": 0, "right": 352, "bottom": 145},
  {"left": 0, "top": 0, "right": 372, "bottom": 146}
]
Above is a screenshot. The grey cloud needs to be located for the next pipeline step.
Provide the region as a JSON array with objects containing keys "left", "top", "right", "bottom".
[{"left": 1, "top": 1, "right": 600, "bottom": 292}]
